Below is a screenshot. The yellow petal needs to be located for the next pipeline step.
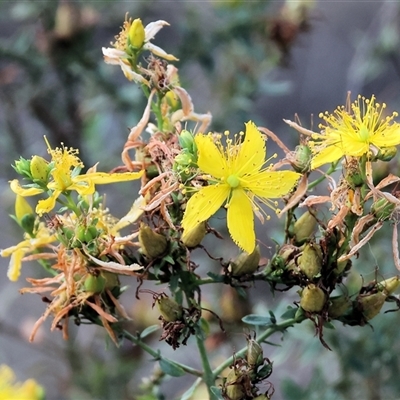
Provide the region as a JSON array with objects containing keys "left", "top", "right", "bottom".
[
  {"left": 35, "top": 191, "right": 60, "bottom": 215},
  {"left": 7, "top": 248, "right": 24, "bottom": 281},
  {"left": 235, "top": 121, "right": 266, "bottom": 176},
  {"left": 227, "top": 189, "right": 255, "bottom": 253},
  {"left": 196, "top": 135, "right": 228, "bottom": 179},
  {"left": 83, "top": 170, "right": 144, "bottom": 184},
  {"left": 311, "top": 145, "right": 345, "bottom": 169},
  {"left": 182, "top": 184, "right": 229, "bottom": 231},
  {"left": 9, "top": 180, "right": 43, "bottom": 197},
  {"left": 245, "top": 170, "right": 300, "bottom": 198}
]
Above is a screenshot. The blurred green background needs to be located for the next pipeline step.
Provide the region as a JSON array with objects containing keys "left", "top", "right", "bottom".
[{"left": 1, "top": 1, "right": 400, "bottom": 399}]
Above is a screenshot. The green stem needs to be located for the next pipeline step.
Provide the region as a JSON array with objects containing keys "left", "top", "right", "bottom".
[
  {"left": 307, "top": 161, "right": 340, "bottom": 190},
  {"left": 122, "top": 330, "right": 202, "bottom": 377},
  {"left": 196, "top": 330, "right": 218, "bottom": 400}
]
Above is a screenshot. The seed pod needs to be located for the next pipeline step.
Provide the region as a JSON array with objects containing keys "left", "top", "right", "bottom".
[
  {"left": 84, "top": 274, "right": 106, "bottom": 293},
  {"left": 103, "top": 271, "right": 120, "bottom": 290},
  {"left": 181, "top": 221, "right": 206, "bottom": 247},
  {"left": 139, "top": 223, "right": 168, "bottom": 258},
  {"left": 297, "top": 243, "right": 322, "bottom": 280},
  {"left": 225, "top": 384, "right": 245, "bottom": 400},
  {"left": 292, "top": 211, "right": 316, "bottom": 244},
  {"left": 247, "top": 337, "right": 263, "bottom": 369},
  {"left": 300, "top": 284, "right": 326, "bottom": 313},
  {"left": 229, "top": 245, "right": 261, "bottom": 277},
  {"left": 358, "top": 292, "right": 386, "bottom": 321},
  {"left": 156, "top": 296, "right": 183, "bottom": 322},
  {"left": 328, "top": 295, "right": 351, "bottom": 319},
  {"left": 178, "top": 130, "right": 195, "bottom": 152},
  {"left": 376, "top": 276, "right": 400, "bottom": 296}
]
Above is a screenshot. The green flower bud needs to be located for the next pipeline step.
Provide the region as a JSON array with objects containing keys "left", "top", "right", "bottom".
[
  {"left": 13, "top": 157, "right": 32, "bottom": 178},
  {"left": 328, "top": 295, "right": 351, "bottom": 319},
  {"left": 178, "top": 130, "right": 195, "bottom": 152},
  {"left": 333, "top": 260, "right": 350, "bottom": 276},
  {"left": 139, "top": 223, "right": 168, "bottom": 258},
  {"left": 300, "top": 284, "right": 326, "bottom": 313},
  {"left": 228, "top": 245, "right": 260, "bottom": 277},
  {"left": 297, "top": 243, "right": 322, "bottom": 280},
  {"left": 30, "top": 155, "right": 49, "bottom": 182},
  {"left": 376, "top": 276, "right": 400, "bottom": 295},
  {"left": 375, "top": 146, "right": 397, "bottom": 162},
  {"left": 128, "top": 18, "right": 145, "bottom": 49},
  {"left": 247, "top": 337, "right": 263, "bottom": 369},
  {"left": 181, "top": 221, "right": 206, "bottom": 247},
  {"left": 358, "top": 292, "right": 386, "bottom": 321},
  {"left": 84, "top": 274, "right": 106, "bottom": 293},
  {"left": 370, "top": 198, "right": 395, "bottom": 221},
  {"left": 291, "top": 144, "right": 312, "bottom": 173},
  {"left": 174, "top": 152, "right": 193, "bottom": 167},
  {"left": 292, "top": 211, "right": 317, "bottom": 244},
  {"left": 156, "top": 296, "right": 183, "bottom": 322}
]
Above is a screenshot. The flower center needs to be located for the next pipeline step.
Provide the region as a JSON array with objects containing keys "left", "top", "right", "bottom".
[
  {"left": 227, "top": 174, "right": 240, "bottom": 188},
  {"left": 358, "top": 125, "right": 370, "bottom": 142}
]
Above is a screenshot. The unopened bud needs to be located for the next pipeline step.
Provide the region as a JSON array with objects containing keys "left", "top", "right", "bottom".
[
  {"left": 181, "top": 221, "right": 206, "bottom": 247},
  {"left": 13, "top": 157, "right": 32, "bottom": 178},
  {"left": 128, "top": 18, "right": 145, "bottom": 49},
  {"left": 297, "top": 243, "right": 322, "bottom": 279},
  {"left": 178, "top": 130, "right": 195, "bottom": 153},
  {"left": 334, "top": 260, "right": 350, "bottom": 276},
  {"left": 291, "top": 144, "right": 312, "bottom": 173},
  {"left": 358, "top": 292, "right": 386, "bottom": 321},
  {"left": 139, "top": 223, "right": 168, "bottom": 258},
  {"left": 156, "top": 296, "right": 183, "bottom": 322},
  {"left": 328, "top": 295, "right": 351, "bottom": 319},
  {"left": 375, "top": 146, "right": 397, "bottom": 162},
  {"left": 247, "top": 337, "right": 263, "bottom": 368},
  {"left": 376, "top": 276, "right": 400, "bottom": 295},
  {"left": 165, "top": 90, "right": 180, "bottom": 110},
  {"left": 30, "top": 155, "right": 49, "bottom": 182},
  {"left": 292, "top": 211, "right": 316, "bottom": 244},
  {"left": 371, "top": 198, "right": 395, "bottom": 221},
  {"left": 300, "top": 284, "right": 326, "bottom": 312},
  {"left": 228, "top": 245, "right": 260, "bottom": 277}
]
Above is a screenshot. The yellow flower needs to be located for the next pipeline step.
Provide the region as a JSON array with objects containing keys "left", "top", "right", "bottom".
[
  {"left": 181, "top": 121, "right": 301, "bottom": 253},
  {"left": 0, "top": 364, "right": 44, "bottom": 400},
  {"left": 1, "top": 223, "right": 56, "bottom": 281},
  {"left": 310, "top": 95, "right": 400, "bottom": 169},
  {"left": 10, "top": 140, "right": 144, "bottom": 215}
]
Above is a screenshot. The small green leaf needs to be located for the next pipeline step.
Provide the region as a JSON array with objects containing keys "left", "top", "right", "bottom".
[
  {"left": 180, "top": 384, "right": 197, "bottom": 400},
  {"left": 210, "top": 386, "right": 224, "bottom": 399},
  {"left": 280, "top": 307, "right": 298, "bottom": 319},
  {"left": 159, "top": 358, "right": 185, "bottom": 377},
  {"left": 139, "top": 324, "right": 160, "bottom": 339},
  {"left": 242, "top": 314, "right": 274, "bottom": 326}
]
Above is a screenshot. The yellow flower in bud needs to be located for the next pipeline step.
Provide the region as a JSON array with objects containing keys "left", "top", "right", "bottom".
[
  {"left": 128, "top": 18, "right": 145, "bottom": 49},
  {"left": 0, "top": 364, "right": 44, "bottom": 400},
  {"left": 30, "top": 155, "right": 49, "bottom": 182}
]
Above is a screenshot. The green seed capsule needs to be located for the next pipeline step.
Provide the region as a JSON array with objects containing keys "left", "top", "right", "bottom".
[
  {"left": 84, "top": 274, "right": 106, "bottom": 293},
  {"left": 229, "top": 245, "right": 261, "bottom": 277},
  {"left": 157, "top": 297, "right": 183, "bottom": 322},
  {"left": 297, "top": 243, "right": 322, "bottom": 280},
  {"left": 358, "top": 292, "right": 386, "bottom": 321},
  {"left": 328, "top": 295, "right": 351, "bottom": 319},
  {"left": 247, "top": 337, "right": 263, "bottom": 369},
  {"left": 300, "top": 284, "right": 326, "bottom": 313},
  {"left": 139, "top": 223, "right": 168, "bottom": 258},
  {"left": 292, "top": 211, "right": 317, "bottom": 244},
  {"left": 181, "top": 221, "right": 206, "bottom": 248}
]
